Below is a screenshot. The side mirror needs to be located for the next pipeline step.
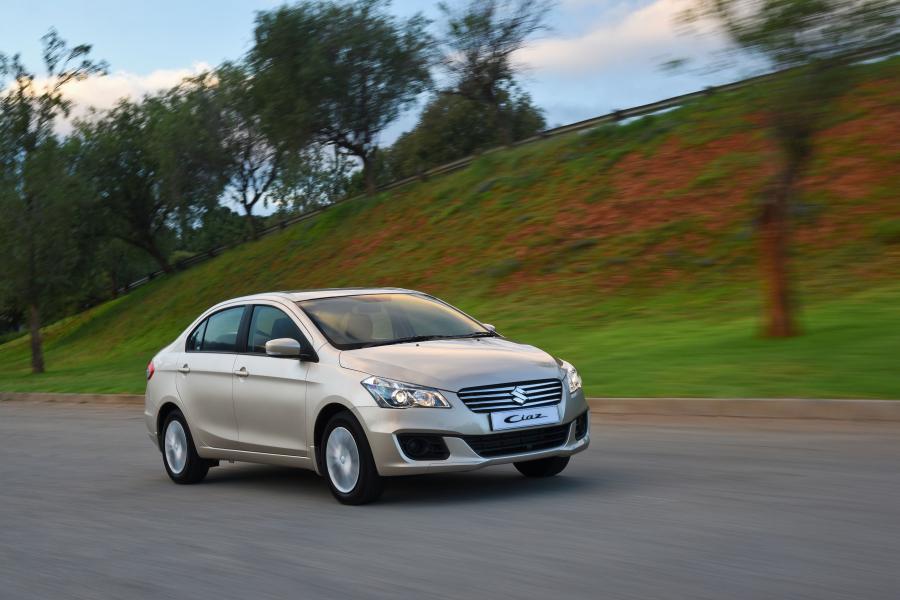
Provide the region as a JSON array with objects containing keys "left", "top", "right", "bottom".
[
  {"left": 483, "top": 323, "right": 497, "bottom": 333},
  {"left": 265, "top": 338, "right": 319, "bottom": 361},
  {"left": 265, "top": 338, "right": 302, "bottom": 357}
]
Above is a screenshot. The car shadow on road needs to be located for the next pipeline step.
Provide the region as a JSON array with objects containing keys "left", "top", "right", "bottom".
[
  {"left": 380, "top": 470, "right": 603, "bottom": 506},
  {"left": 199, "top": 462, "right": 628, "bottom": 506},
  {"left": 201, "top": 463, "right": 334, "bottom": 499}
]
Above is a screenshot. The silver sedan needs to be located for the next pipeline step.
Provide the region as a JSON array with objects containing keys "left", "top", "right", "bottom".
[{"left": 144, "top": 288, "right": 590, "bottom": 504}]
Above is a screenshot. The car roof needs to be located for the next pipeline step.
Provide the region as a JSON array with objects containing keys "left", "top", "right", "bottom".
[
  {"left": 222, "top": 287, "right": 423, "bottom": 305},
  {"left": 282, "top": 287, "right": 423, "bottom": 302}
]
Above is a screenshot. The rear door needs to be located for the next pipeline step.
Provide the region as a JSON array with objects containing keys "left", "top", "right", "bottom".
[
  {"left": 233, "top": 304, "right": 312, "bottom": 457},
  {"left": 175, "top": 305, "right": 247, "bottom": 449}
]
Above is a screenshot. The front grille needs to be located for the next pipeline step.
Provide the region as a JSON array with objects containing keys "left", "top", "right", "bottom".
[
  {"left": 461, "top": 423, "right": 571, "bottom": 458},
  {"left": 457, "top": 378, "right": 563, "bottom": 413}
]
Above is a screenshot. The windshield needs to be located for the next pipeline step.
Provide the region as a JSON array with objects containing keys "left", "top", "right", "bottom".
[{"left": 297, "top": 293, "right": 492, "bottom": 350}]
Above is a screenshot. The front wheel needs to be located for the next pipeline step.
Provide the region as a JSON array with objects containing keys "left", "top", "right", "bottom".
[
  {"left": 320, "top": 412, "right": 383, "bottom": 505},
  {"left": 161, "top": 410, "right": 209, "bottom": 484},
  {"left": 514, "top": 456, "right": 570, "bottom": 478}
]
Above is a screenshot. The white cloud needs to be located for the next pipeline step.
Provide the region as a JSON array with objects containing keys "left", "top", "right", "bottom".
[
  {"left": 65, "top": 63, "right": 211, "bottom": 110},
  {"left": 40, "top": 63, "right": 212, "bottom": 132},
  {"left": 516, "top": 0, "right": 721, "bottom": 74}
]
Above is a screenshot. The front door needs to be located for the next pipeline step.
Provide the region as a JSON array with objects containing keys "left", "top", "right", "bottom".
[{"left": 233, "top": 305, "right": 311, "bottom": 456}]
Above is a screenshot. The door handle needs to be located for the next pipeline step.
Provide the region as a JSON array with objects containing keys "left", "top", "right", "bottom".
[
  {"left": 234, "top": 366, "right": 249, "bottom": 378},
  {"left": 177, "top": 364, "right": 190, "bottom": 374}
]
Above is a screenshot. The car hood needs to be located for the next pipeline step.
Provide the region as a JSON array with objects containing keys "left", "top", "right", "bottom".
[{"left": 339, "top": 337, "right": 561, "bottom": 391}]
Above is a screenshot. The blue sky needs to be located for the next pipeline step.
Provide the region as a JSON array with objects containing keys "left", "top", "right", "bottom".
[{"left": 2, "top": 0, "right": 744, "bottom": 141}]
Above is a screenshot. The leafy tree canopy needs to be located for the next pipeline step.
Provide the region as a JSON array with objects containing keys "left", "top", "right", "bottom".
[
  {"left": 250, "top": 0, "right": 434, "bottom": 194},
  {"left": 384, "top": 88, "right": 544, "bottom": 181}
]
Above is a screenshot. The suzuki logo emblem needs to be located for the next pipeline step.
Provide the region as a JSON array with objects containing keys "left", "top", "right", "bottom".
[{"left": 511, "top": 386, "right": 529, "bottom": 405}]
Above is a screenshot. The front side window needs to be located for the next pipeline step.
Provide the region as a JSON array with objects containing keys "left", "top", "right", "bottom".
[
  {"left": 200, "top": 306, "right": 245, "bottom": 353},
  {"left": 247, "top": 305, "right": 307, "bottom": 354},
  {"left": 298, "top": 293, "right": 491, "bottom": 350}
]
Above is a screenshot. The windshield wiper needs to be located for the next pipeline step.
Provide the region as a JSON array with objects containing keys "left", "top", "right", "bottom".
[
  {"left": 453, "top": 331, "right": 498, "bottom": 338},
  {"left": 362, "top": 334, "right": 453, "bottom": 348},
  {"left": 354, "top": 331, "right": 497, "bottom": 349}
]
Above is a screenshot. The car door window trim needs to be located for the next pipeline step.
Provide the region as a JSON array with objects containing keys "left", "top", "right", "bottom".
[
  {"left": 241, "top": 304, "right": 316, "bottom": 356},
  {"left": 184, "top": 305, "right": 249, "bottom": 354}
]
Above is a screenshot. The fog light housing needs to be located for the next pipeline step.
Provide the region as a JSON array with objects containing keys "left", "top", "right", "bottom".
[
  {"left": 397, "top": 434, "right": 450, "bottom": 460},
  {"left": 574, "top": 411, "right": 589, "bottom": 440}
]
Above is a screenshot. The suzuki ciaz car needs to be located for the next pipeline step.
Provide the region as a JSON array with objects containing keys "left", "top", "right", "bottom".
[{"left": 145, "top": 288, "right": 589, "bottom": 504}]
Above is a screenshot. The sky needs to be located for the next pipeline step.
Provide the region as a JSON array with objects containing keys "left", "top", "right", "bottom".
[{"left": 1, "top": 0, "right": 748, "bottom": 143}]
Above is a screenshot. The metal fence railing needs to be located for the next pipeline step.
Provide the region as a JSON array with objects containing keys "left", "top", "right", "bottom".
[{"left": 118, "top": 48, "right": 896, "bottom": 295}]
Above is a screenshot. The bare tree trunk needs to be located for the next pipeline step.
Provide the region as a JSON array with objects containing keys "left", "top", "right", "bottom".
[
  {"left": 118, "top": 234, "right": 174, "bottom": 274},
  {"left": 242, "top": 204, "right": 260, "bottom": 240},
  {"left": 758, "top": 167, "right": 798, "bottom": 338},
  {"left": 28, "top": 303, "right": 44, "bottom": 374},
  {"left": 146, "top": 242, "right": 173, "bottom": 274},
  {"left": 362, "top": 153, "right": 377, "bottom": 197}
]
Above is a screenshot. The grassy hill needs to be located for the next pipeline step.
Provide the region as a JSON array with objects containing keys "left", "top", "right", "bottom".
[{"left": 1, "top": 59, "right": 898, "bottom": 398}]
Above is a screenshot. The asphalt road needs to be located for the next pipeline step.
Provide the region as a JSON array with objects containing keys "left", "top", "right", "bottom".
[{"left": 1, "top": 403, "right": 898, "bottom": 600}]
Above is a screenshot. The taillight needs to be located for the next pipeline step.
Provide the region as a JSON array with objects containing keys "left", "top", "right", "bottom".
[{"left": 146, "top": 361, "right": 155, "bottom": 380}]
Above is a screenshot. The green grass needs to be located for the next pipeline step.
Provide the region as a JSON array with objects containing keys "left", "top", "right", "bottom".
[
  {"left": 507, "top": 286, "right": 900, "bottom": 399},
  {"left": 2, "top": 283, "right": 898, "bottom": 398},
  {"left": 1, "top": 58, "right": 898, "bottom": 398}
]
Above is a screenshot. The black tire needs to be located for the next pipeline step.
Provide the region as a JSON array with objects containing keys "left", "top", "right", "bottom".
[
  {"left": 161, "top": 410, "right": 210, "bottom": 484},
  {"left": 514, "top": 456, "right": 570, "bottom": 478},
  {"left": 318, "top": 411, "right": 383, "bottom": 505}
]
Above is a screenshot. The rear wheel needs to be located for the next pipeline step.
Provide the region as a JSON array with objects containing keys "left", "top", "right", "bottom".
[
  {"left": 320, "top": 412, "right": 383, "bottom": 505},
  {"left": 161, "top": 410, "right": 209, "bottom": 484},
  {"left": 514, "top": 456, "right": 570, "bottom": 478}
]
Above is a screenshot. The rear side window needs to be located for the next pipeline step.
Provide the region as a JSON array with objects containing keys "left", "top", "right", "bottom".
[
  {"left": 198, "top": 307, "right": 245, "bottom": 353},
  {"left": 186, "top": 320, "right": 207, "bottom": 352},
  {"left": 247, "top": 305, "right": 307, "bottom": 354}
]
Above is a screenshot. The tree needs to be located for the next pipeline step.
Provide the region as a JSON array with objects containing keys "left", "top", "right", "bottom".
[
  {"left": 179, "top": 65, "right": 283, "bottom": 238},
  {"left": 385, "top": 88, "right": 544, "bottom": 180},
  {"left": 682, "top": 0, "right": 899, "bottom": 337},
  {"left": 182, "top": 64, "right": 347, "bottom": 238},
  {"left": 439, "top": 0, "right": 553, "bottom": 145},
  {"left": 88, "top": 238, "right": 157, "bottom": 299},
  {"left": 146, "top": 86, "right": 231, "bottom": 249},
  {"left": 75, "top": 101, "right": 172, "bottom": 272},
  {"left": 0, "top": 30, "right": 106, "bottom": 373},
  {"left": 180, "top": 205, "right": 247, "bottom": 255},
  {"left": 273, "top": 144, "right": 353, "bottom": 213},
  {"left": 76, "top": 90, "right": 227, "bottom": 273},
  {"left": 250, "top": 0, "right": 433, "bottom": 195}
]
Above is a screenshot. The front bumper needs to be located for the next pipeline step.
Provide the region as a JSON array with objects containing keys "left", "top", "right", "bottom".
[{"left": 355, "top": 390, "right": 590, "bottom": 476}]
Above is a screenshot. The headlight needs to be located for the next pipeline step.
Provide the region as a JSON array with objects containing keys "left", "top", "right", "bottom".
[
  {"left": 361, "top": 376, "right": 451, "bottom": 409},
  {"left": 561, "top": 360, "right": 582, "bottom": 394}
]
